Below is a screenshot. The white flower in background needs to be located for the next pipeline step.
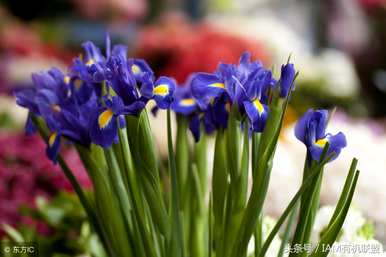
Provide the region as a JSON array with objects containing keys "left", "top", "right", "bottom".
[
  {"left": 266, "top": 113, "right": 386, "bottom": 245},
  {"left": 207, "top": 15, "right": 359, "bottom": 99},
  {"left": 0, "top": 95, "right": 28, "bottom": 126},
  {"left": 311, "top": 205, "right": 367, "bottom": 244},
  {"left": 246, "top": 208, "right": 383, "bottom": 257},
  {"left": 247, "top": 216, "right": 282, "bottom": 257},
  {"left": 4, "top": 55, "right": 65, "bottom": 86},
  {"left": 299, "top": 49, "right": 360, "bottom": 99}
]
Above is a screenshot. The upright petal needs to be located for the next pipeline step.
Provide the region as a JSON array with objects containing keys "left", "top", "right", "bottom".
[
  {"left": 82, "top": 41, "right": 104, "bottom": 65},
  {"left": 280, "top": 63, "right": 296, "bottom": 98},
  {"left": 295, "top": 109, "right": 314, "bottom": 144}
]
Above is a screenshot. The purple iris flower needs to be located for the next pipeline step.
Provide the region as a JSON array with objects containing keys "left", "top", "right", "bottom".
[
  {"left": 295, "top": 109, "right": 347, "bottom": 162},
  {"left": 15, "top": 68, "right": 96, "bottom": 162},
  {"left": 190, "top": 52, "right": 275, "bottom": 133}
]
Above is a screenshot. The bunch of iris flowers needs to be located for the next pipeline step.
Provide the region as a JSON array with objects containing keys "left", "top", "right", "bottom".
[{"left": 15, "top": 37, "right": 359, "bottom": 257}]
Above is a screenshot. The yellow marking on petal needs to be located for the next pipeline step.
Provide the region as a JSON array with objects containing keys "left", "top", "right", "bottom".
[
  {"left": 98, "top": 109, "right": 114, "bottom": 129},
  {"left": 74, "top": 79, "right": 82, "bottom": 90},
  {"left": 86, "top": 59, "right": 95, "bottom": 66},
  {"left": 180, "top": 98, "right": 195, "bottom": 106},
  {"left": 63, "top": 76, "right": 71, "bottom": 84},
  {"left": 210, "top": 82, "right": 225, "bottom": 89},
  {"left": 48, "top": 132, "right": 57, "bottom": 147},
  {"left": 253, "top": 99, "right": 264, "bottom": 114},
  {"left": 153, "top": 84, "right": 169, "bottom": 96},
  {"left": 51, "top": 104, "right": 61, "bottom": 113},
  {"left": 131, "top": 64, "right": 141, "bottom": 74},
  {"left": 315, "top": 138, "right": 328, "bottom": 148}
]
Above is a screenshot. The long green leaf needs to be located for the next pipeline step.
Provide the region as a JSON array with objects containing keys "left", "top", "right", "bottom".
[
  {"left": 167, "top": 109, "right": 185, "bottom": 257},
  {"left": 309, "top": 170, "right": 360, "bottom": 257},
  {"left": 257, "top": 162, "right": 327, "bottom": 257}
]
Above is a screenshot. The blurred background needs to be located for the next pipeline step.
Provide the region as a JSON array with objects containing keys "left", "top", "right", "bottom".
[{"left": 0, "top": 0, "right": 386, "bottom": 255}]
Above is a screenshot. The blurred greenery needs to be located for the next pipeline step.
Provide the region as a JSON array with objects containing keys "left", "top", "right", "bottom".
[{"left": 2, "top": 192, "right": 106, "bottom": 257}]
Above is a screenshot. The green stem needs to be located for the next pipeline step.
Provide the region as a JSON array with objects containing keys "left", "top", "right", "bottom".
[{"left": 167, "top": 109, "right": 185, "bottom": 257}]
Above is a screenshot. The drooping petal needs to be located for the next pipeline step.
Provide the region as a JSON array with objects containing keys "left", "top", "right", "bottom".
[
  {"left": 25, "top": 114, "right": 37, "bottom": 135},
  {"left": 191, "top": 72, "right": 226, "bottom": 108},
  {"left": 325, "top": 132, "right": 347, "bottom": 161},
  {"left": 46, "top": 131, "right": 61, "bottom": 163},
  {"left": 309, "top": 132, "right": 346, "bottom": 162},
  {"left": 243, "top": 99, "right": 269, "bottom": 132},
  {"left": 171, "top": 98, "right": 197, "bottom": 116},
  {"left": 189, "top": 114, "right": 201, "bottom": 142},
  {"left": 90, "top": 108, "right": 117, "bottom": 148},
  {"left": 153, "top": 76, "right": 176, "bottom": 109}
]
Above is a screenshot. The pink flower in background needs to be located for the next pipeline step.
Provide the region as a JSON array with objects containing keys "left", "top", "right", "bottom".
[
  {"left": 71, "top": 0, "right": 147, "bottom": 21},
  {"left": 0, "top": 133, "right": 91, "bottom": 237}
]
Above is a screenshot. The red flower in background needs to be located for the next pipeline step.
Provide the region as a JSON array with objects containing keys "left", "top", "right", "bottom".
[
  {"left": 135, "top": 15, "right": 269, "bottom": 84},
  {"left": 0, "top": 133, "right": 90, "bottom": 237},
  {"left": 358, "top": 0, "right": 386, "bottom": 11}
]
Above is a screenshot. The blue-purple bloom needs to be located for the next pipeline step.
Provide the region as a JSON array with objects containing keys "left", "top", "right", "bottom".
[
  {"left": 295, "top": 109, "right": 347, "bottom": 162},
  {"left": 15, "top": 37, "right": 180, "bottom": 159},
  {"left": 190, "top": 52, "right": 279, "bottom": 135},
  {"left": 15, "top": 68, "right": 96, "bottom": 162}
]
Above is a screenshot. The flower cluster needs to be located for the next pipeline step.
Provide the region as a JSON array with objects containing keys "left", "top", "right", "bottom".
[
  {"left": 15, "top": 37, "right": 176, "bottom": 161},
  {"left": 172, "top": 52, "right": 295, "bottom": 140},
  {"left": 15, "top": 37, "right": 347, "bottom": 164}
]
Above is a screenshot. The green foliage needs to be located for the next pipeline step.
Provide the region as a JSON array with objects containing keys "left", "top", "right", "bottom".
[
  {"left": 4, "top": 192, "right": 106, "bottom": 257},
  {"left": 28, "top": 82, "right": 360, "bottom": 257}
]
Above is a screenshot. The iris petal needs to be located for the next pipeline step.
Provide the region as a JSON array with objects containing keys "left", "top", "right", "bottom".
[
  {"left": 189, "top": 115, "right": 201, "bottom": 142},
  {"left": 153, "top": 76, "right": 176, "bottom": 109},
  {"left": 191, "top": 73, "right": 225, "bottom": 108},
  {"left": 280, "top": 63, "right": 296, "bottom": 98},
  {"left": 46, "top": 131, "right": 61, "bottom": 163},
  {"left": 171, "top": 98, "right": 197, "bottom": 115},
  {"left": 90, "top": 108, "right": 118, "bottom": 148},
  {"left": 243, "top": 99, "right": 268, "bottom": 132}
]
